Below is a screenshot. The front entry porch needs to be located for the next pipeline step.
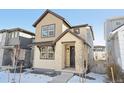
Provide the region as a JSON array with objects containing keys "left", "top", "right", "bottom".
[{"left": 63, "top": 42, "right": 76, "bottom": 70}]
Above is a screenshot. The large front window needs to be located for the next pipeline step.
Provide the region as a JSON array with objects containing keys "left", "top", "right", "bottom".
[
  {"left": 41, "top": 24, "right": 55, "bottom": 37},
  {"left": 40, "top": 46, "right": 54, "bottom": 60}
]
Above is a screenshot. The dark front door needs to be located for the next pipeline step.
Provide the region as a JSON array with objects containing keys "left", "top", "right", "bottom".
[{"left": 70, "top": 46, "right": 75, "bottom": 68}]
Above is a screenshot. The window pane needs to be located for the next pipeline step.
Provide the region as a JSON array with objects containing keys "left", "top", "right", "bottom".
[
  {"left": 41, "top": 53, "right": 47, "bottom": 59},
  {"left": 51, "top": 24, "right": 55, "bottom": 29},
  {"left": 49, "top": 31, "right": 54, "bottom": 36},
  {"left": 49, "top": 24, "right": 54, "bottom": 30},
  {"left": 48, "top": 46, "right": 53, "bottom": 52},
  {"left": 48, "top": 53, "right": 54, "bottom": 59},
  {"left": 41, "top": 24, "right": 55, "bottom": 37},
  {"left": 74, "top": 28, "right": 80, "bottom": 34},
  {"left": 42, "top": 30, "right": 48, "bottom": 37},
  {"left": 40, "top": 46, "right": 54, "bottom": 60}
]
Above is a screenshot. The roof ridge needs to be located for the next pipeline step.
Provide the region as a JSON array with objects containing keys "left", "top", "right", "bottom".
[{"left": 32, "top": 9, "right": 71, "bottom": 28}]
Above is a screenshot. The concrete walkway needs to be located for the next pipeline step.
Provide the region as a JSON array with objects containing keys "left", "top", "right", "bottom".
[{"left": 48, "top": 72, "right": 74, "bottom": 83}]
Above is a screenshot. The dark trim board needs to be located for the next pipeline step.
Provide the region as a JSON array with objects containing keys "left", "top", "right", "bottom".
[{"left": 61, "top": 41, "right": 76, "bottom": 44}]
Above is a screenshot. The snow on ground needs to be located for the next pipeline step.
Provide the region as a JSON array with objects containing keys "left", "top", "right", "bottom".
[
  {"left": 0, "top": 70, "right": 52, "bottom": 83},
  {"left": 85, "top": 72, "right": 106, "bottom": 83},
  {"left": 0, "top": 70, "right": 107, "bottom": 83},
  {"left": 68, "top": 72, "right": 106, "bottom": 83}
]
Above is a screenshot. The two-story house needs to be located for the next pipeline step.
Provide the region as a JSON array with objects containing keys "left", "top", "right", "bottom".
[
  {"left": 0, "top": 28, "right": 35, "bottom": 67},
  {"left": 32, "top": 10, "right": 94, "bottom": 73},
  {"left": 104, "top": 16, "right": 124, "bottom": 70}
]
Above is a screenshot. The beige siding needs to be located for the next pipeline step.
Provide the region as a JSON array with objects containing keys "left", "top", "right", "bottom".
[
  {"left": 62, "top": 22, "right": 69, "bottom": 32},
  {"left": 78, "top": 27, "right": 88, "bottom": 41},
  {"left": 35, "top": 13, "right": 64, "bottom": 42}
]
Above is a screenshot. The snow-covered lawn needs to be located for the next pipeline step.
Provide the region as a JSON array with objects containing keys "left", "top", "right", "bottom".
[
  {"left": 0, "top": 70, "right": 107, "bottom": 83},
  {"left": 0, "top": 70, "right": 53, "bottom": 83},
  {"left": 68, "top": 72, "right": 107, "bottom": 83}
]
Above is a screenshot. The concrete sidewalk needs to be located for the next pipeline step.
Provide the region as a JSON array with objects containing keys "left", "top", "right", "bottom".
[{"left": 48, "top": 72, "right": 74, "bottom": 83}]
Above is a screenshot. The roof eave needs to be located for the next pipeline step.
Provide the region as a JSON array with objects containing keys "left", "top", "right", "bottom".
[
  {"left": 0, "top": 28, "right": 35, "bottom": 36},
  {"left": 88, "top": 25, "right": 95, "bottom": 40}
]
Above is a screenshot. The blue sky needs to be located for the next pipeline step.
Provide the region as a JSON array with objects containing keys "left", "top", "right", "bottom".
[{"left": 1, "top": 9, "right": 124, "bottom": 45}]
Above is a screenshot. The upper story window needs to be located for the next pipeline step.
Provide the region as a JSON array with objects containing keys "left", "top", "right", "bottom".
[
  {"left": 41, "top": 24, "right": 55, "bottom": 37},
  {"left": 9, "top": 32, "right": 18, "bottom": 39},
  {"left": 74, "top": 28, "right": 80, "bottom": 34}
]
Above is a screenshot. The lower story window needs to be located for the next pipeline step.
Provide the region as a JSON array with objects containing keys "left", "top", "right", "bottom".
[{"left": 40, "top": 46, "right": 54, "bottom": 60}]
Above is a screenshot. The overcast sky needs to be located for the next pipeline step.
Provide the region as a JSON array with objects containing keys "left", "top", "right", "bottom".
[{"left": 1, "top": 9, "right": 124, "bottom": 45}]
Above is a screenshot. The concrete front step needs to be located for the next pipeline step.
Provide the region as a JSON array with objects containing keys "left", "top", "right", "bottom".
[{"left": 48, "top": 72, "right": 74, "bottom": 83}]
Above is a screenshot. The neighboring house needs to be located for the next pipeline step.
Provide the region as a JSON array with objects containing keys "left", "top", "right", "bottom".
[
  {"left": 94, "top": 45, "right": 106, "bottom": 61},
  {"left": 91, "top": 45, "right": 106, "bottom": 74},
  {"left": 104, "top": 16, "right": 124, "bottom": 64},
  {"left": 32, "top": 9, "right": 94, "bottom": 73},
  {"left": 0, "top": 28, "right": 35, "bottom": 67},
  {"left": 108, "top": 24, "right": 124, "bottom": 70}
]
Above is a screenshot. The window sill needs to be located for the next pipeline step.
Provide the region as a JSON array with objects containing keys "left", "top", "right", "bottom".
[
  {"left": 40, "top": 58, "right": 55, "bottom": 60},
  {"left": 41, "top": 36, "right": 55, "bottom": 38}
]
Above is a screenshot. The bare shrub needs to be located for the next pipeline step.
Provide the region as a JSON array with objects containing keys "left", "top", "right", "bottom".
[{"left": 106, "top": 63, "right": 122, "bottom": 82}]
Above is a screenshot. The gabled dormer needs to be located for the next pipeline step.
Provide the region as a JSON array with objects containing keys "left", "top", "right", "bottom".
[{"left": 33, "top": 9, "right": 71, "bottom": 42}]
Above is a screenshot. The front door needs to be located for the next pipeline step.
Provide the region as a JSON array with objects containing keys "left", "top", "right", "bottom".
[{"left": 70, "top": 46, "right": 75, "bottom": 68}]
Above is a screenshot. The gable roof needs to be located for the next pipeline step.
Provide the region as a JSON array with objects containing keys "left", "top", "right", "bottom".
[
  {"left": 33, "top": 9, "right": 71, "bottom": 28},
  {"left": 53, "top": 29, "right": 91, "bottom": 47},
  {"left": 0, "top": 27, "right": 35, "bottom": 36}
]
